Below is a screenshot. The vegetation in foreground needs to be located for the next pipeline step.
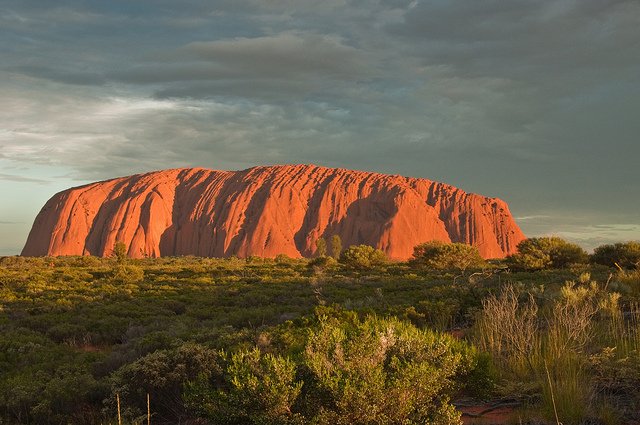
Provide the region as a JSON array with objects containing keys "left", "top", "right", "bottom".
[{"left": 1, "top": 238, "right": 640, "bottom": 424}]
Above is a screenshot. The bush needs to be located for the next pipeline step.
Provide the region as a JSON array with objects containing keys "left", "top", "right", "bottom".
[
  {"left": 410, "top": 241, "right": 485, "bottom": 272},
  {"left": 303, "top": 314, "right": 476, "bottom": 424},
  {"left": 109, "top": 343, "right": 221, "bottom": 423},
  {"left": 315, "top": 238, "right": 327, "bottom": 258},
  {"left": 507, "top": 237, "right": 588, "bottom": 270},
  {"left": 112, "top": 242, "right": 128, "bottom": 263},
  {"left": 339, "top": 245, "right": 387, "bottom": 270},
  {"left": 186, "top": 348, "right": 303, "bottom": 425},
  {"left": 307, "top": 256, "right": 338, "bottom": 271},
  {"left": 1, "top": 365, "right": 104, "bottom": 424},
  {"left": 275, "top": 254, "right": 295, "bottom": 265},
  {"left": 111, "top": 264, "right": 144, "bottom": 283},
  {"left": 591, "top": 241, "right": 640, "bottom": 270},
  {"left": 330, "top": 235, "right": 343, "bottom": 259}
]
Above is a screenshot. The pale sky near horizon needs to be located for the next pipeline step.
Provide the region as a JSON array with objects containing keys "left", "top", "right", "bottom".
[{"left": 1, "top": 0, "right": 639, "bottom": 255}]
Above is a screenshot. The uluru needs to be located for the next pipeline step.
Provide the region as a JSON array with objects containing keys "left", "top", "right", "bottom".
[{"left": 21, "top": 164, "right": 525, "bottom": 260}]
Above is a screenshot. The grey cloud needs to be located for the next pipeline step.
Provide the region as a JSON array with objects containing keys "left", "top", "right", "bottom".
[
  {"left": 1, "top": 0, "right": 639, "bottom": 250},
  {"left": 152, "top": 80, "right": 323, "bottom": 101},
  {"left": 388, "top": 0, "right": 640, "bottom": 97},
  {"left": 0, "top": 86, "right": 362, "bottom": 180},
  {"left": 516, "top": 215, "right": 552, "bottom": 221},
  {"left": 0, "top": 172, "right": 49, "bottom": 184},
  {"left": 111, "top": 32, "right": 374, "bottom": 100},
  {"left": 554, "top": 223, "right": 640, "bottom": 251},
  {"left": 6, "top": 65, "right": 106, "bottom": 86},
  {"left": 181, "top": 33, "right": 368, "bottom": 78}
]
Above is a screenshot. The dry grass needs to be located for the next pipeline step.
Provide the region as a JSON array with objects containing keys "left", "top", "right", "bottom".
[
  {"left": 475, "top": 285, "right": 540, "bottom": 378},
  {"left": 474, "top": 279, "right": 640, "bottom": 424}
]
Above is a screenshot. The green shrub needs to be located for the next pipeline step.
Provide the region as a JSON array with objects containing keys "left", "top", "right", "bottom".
[
  {"left": 330, "top": 235, "right": 343, "bottom": 259},
  {"left": 339, "top": 245, "right": 387, "bottom": 270},
  {"left": 109, "top": 343, "right": 221, "bottom": 422},
  {"left": 111, "top": 264, "right": 144, "bottom": 283},
  {"left": 112, "top": 241, "right": 128, "bottom": 263},
  {"left": 307, "top": 255, "right": 338, "bottom": 271},
  {"left": 403, "top": 299, "right": 461, "bottom": 331},
  {"left": 410, "top": 241, "right": 485, "bottom": 272},
  {"left": 591, "top": 241, "right": 640, "bottom": 269},
  {"left": 315, "top": 238, "right": 327, "bottom": 258},
  {"left": 1, "top": 365, "right": 104, "bottom": 424},
  {"left": 275, "top": 254, "right": 295, "bottom": 265},
  {"left": 508, "top": 237, "right": 588, "bottom": 270},
  {"left": 615, "top": 269, "right": 640, "bottom": 297},
  {"left": 186, "top": 348, "right": 303, "bottom": 424},
  {"left": 303, "top": 314, "right": 475, "bottom": 424}
]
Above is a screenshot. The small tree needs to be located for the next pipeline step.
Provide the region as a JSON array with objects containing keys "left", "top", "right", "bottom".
[
  {"left": 112, "top": 241, "right": 128, "bottom": 264},
  {"left": 315, "top": 238, "right": 327, "bottom": 258},
  {"left": 339, "top": 245, "right": 386, "bottom": 269},
  {"left": 591, "top": 241, "right": 640, "bottom": 270},
  {"left": 410, "top": 241, "right": 485, "bottom": 272},
  {"left": 330, "top": 235, "right": 342, "bottom": 259},
  {"left": 507, "top": 237, "right": 588, "bottom": 271}
]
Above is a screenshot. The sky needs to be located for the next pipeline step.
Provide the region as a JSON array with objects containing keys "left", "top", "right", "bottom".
[{"left": 1, "top": 0, "right": 639, "bottom": 255}]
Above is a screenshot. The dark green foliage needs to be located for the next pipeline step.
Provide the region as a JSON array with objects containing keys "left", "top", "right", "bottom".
[
  {"left": 307, "top": 255, "right": 338, "bottom": 271},
  {"left": 112, "top": 241, "right": 128, "bottom": 263},
  {"left": 410, "top": 241, "right": 485, "bottom": 272},
  {"left": 186, "top": 312, "right": 481, "bottom": 425},
  {"left": 315, "top": 238, "right": 327, "bottom": 257},
  {"left": 303, "top": 314, "right": 472, "bottom": 424},
  {"left": 591, "top": 241, "right": 640, "bottom": 269},
  {"left": 508, "top": 237, "right": 589, "bottom": 270},
  {"left": 110, "top": 343, "right": 221, "bottom": 422},
  {"left": 275, "top": 254, "right": 295, "bottom": 264},
  {"left": 1, "top": 254, "right": 634, "bottom": 424},
  {"left": 402, "top": 299, "right": 461, "bottom": 331},
  {"left": 185, "top": 348, "right": 303, "bottom": 424},
  {"left": 1, "top": 363, "right": 105, "bottom": 424},
  {"left": 339, "top": 245, "right": 387, "bottom": 269},
  {"left": 330, "top": 235, "right": 343, "bottom": 259},
  {"left": 111, "top": 264, "right": 144, "bottom": 283}
]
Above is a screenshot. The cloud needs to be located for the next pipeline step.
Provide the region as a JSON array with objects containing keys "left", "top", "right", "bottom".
[
  {"left": 0, "top": 82, "right": 366, "bottom": 180},
  {"left": 516, "top": 215, "right": 552, "bottom": 221},
  {"left": 0, "top": 172, "right": 49, "bottom": 184},
  {"left": 392, "top": 0, "right": 640, "bottom": 72},
  {"left": 553, "top": 224, "right": 640, "bottom": 251},
  {"left": 6, "top": 65, "right": 106, "bottom": 86},
  {"left": 182, "top": 33, "right": 368, "bottom": 78},
  {"left": 110, "top": 32, "right": 373, "bottom": 100},
  {"left": 0, "top": 0, "right": 639, "bottom": 250},
  {"left": 386, "top": 0, "right": 640, "bottom": 131}
]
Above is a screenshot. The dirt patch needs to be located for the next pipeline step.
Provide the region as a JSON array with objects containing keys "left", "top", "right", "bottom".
[{"left": 456, "top": 399, "right": 519, "bottom": 425}]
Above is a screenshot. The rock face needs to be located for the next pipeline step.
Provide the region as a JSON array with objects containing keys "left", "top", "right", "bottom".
[{"left": 22, "top": 165, "right": 525, "bottom": 259}]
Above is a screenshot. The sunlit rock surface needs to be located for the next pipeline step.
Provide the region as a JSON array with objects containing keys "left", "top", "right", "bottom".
[{"left": 22, "top": 164, "right": 525, "bottom": 259}]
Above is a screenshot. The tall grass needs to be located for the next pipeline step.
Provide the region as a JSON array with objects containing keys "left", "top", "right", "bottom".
[
  {"left": 474, "top": 279, "right": 640, "bottom": 424},
  {"left": 475, "top": 285, "right": 539, "bottom": 379}
]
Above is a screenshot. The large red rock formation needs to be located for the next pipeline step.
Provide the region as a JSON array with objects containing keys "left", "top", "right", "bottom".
[{"left": 22, "top": 165, "right": 525, "bottom": 259}]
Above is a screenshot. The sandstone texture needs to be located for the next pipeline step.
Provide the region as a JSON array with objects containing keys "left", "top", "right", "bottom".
[{"left": 22, "top": 165, "right": 525, "bottom": 259}]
